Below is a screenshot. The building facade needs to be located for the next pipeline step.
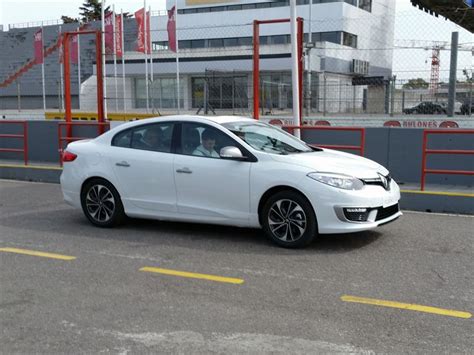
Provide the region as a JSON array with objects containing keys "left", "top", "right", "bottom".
[{"left": 1, "top": 0, "right": 396, "bottom": 115}]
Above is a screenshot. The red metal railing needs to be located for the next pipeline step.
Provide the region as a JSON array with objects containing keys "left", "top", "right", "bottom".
[
  {"left": 0, "top": 120, "right": 28, "bottom": 165},
  {"left": 421, "top": 129, "right": 474, "bottom": 190},
  {"left": 283, "top": 126, "right": 366, "bottom": 156},
  {"left": 58, "top": 122, "right": 109, "bottom": 166}
]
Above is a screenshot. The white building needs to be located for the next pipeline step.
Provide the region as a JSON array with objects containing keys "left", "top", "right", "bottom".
[{"left": 92, "top": 0, "right": 396, "bottom": 114}]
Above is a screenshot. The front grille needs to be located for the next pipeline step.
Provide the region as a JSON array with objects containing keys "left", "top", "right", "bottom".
[
  {"left": 363, "top": 174, "right": 392, "bottom": 191},
  {"left": 375, "top": 203, "right": 399, "bottom": 221}
]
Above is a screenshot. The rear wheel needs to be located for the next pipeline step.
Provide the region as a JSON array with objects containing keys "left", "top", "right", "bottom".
[
  {"left": 81, "top": 179, "right": 125, "bottom": 227},
  {"left": 261, "top": 190, "right": 317, "bottom": 248}
]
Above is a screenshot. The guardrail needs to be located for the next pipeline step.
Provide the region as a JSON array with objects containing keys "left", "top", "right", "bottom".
[
  {"left": 0, "top": 120, "right": 28, "bottom": 165},
  {"left": 58, "top": 122, "right": 109, "bottom": 166},
  {"left": 421, "top": 129, "right": 474, "bottom": 190},
  {"left": 282, "top": 125, "right": 366, "bottom": 156}
]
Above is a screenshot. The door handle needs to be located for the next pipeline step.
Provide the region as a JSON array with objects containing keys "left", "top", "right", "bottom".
[
  {"left": 115, "top": 161, "right": 130, "bottom": 167},
  {"left": 176, "top": 168, "right": 192, "bottom": 174}
]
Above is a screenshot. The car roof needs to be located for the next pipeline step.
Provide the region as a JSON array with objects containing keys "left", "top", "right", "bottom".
[
  {"left": 118, "top": 115, "right": 253, "bottom": 128},
  {"left": 99, "top": 115, "right": 256, "bottom": 142}
]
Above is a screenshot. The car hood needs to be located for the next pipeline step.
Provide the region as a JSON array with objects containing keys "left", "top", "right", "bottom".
[{"left": 270, "top": 148, "right": 389, "bottom": 179}]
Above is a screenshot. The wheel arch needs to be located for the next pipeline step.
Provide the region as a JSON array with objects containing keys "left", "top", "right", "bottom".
[
  {"left": 257, "top": 185, "right": 315, "bottom": 227},
  {"left": 81, "top": 176, "right": 118, "bottom": 196}
]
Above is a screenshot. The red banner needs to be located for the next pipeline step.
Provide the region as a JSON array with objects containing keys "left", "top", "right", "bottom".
[
  {"left": 167, "top": 6, "right": 177, "bottom": 53},
  {"left": 104, "top": 11, "right": 114, "bottom": 55},
  {"left": 34, "top": 29, "right": 44, "bottom": 64},
  {"left": 135, "top": 8, "right": 151, "bottom": 54},
  {"left": 115, "top": 14, "right": 123, "bottom": 58},
  {"left": 71, "top": 34, "right": 79, "bottom": 64}
]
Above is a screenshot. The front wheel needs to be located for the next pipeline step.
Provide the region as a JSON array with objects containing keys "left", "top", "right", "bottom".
[
  {"left": 80, "top": 179, "right": 125, "bottom": 227},
  {"left": 261, "top": 191, "right": 318, "bottom": 248}
]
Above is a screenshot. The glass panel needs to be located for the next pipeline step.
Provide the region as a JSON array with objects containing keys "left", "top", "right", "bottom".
[
  {"left": 342, "top": 32, "right": 357, "bottom": 48},
  {"left": 359, "top": 0, "right": 372, "bottom": 12},
  {"left": 180, "top": 123, "right": 235, "bottom": 158},
  {"left": 112, "top": 129, "right": 132, "bottom": 148},
  {"left": 191, "top": 39, "right": 205, "bottom": 48},
  {"left": 320, "top": 31, "right": 341, "bottom": 44},
  {"left": 224, "top": 38, "right": 239, "bottom": 47},
  {"left": 209, "top": 38, "right": 224, "bottom": 48},
  {"left": 130, "top": 123, "right": 174, "bottom": 153},
  {"left": 239, "top": 37, "right": 252, "bottom": 46},
  {"left": 271, "top": 35, "right": 287, "bottom": 45},
  {"left": 222, "top": 121, "right": 312, "bottom": 155}
]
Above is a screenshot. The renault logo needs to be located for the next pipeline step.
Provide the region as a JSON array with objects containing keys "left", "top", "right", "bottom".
[{"left": 378, "top": 173, "right": 389, "bottom": 190}]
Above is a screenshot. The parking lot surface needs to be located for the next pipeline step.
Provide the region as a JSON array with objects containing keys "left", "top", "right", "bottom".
[{"left": 1, "top": 179, "right": 473, "bottom": 353}]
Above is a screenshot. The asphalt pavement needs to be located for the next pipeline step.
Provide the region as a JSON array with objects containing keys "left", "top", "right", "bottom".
[{"left": 0, "top": 179, "right": 473, "bottom": 353}]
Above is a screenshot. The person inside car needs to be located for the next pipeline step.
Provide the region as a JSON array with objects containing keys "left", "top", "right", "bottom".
[
  {"left": 136, "top": 128, "right": 162, "bottom": 151},
  {"left": 193, "top": 129, "right": 220, "bottom": 158}
]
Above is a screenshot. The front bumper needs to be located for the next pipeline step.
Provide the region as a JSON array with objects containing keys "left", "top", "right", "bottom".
[{"left": 302, "top": 178, "right": 402, "bottom": 234}]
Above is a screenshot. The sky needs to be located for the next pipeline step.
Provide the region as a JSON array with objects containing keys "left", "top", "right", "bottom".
[{"left": 0, "top": 0, "right": 472, "bottom": 81}]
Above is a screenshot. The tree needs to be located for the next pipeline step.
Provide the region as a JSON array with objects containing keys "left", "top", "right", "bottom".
[
  {"left": 402, "top": 78, "right": 429, "bottom": 90},
  {"left": 61, "top": 15, "right": 79, "bottom": 24},
  {"left": 79, "top": 0, "right": 110, "bottom": 23}
]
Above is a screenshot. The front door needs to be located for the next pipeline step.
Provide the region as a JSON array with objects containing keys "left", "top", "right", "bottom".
[{"left": 173, "top": 122, "right": 251, "bottom": 224}]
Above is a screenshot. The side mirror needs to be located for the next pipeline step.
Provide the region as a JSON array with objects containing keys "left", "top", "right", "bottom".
[{"left": 220, "top": 146, "right": 246, "bottom": 160}]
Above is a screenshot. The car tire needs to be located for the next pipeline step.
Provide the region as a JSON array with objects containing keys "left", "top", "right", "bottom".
[
  {"left": 80, "top": 178, "right": 125, "bottom": 228},
  {"left": 261, "top": 190, "right": 318, "bottom": 248}
]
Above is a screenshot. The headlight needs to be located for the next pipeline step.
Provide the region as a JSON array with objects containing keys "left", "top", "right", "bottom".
[{"left": 307, "top": 172, "right": 364, "bottom": 190}]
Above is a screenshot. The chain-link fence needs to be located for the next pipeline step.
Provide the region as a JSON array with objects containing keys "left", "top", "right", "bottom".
[{"left": 0, "top": 3, "right": 472, "bottom": 122}]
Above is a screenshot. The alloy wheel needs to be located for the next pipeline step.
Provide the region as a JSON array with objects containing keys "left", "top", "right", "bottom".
[
  {"left": 85, "top": 184, "right": 116, "bottom": 223},
  {"left": 268, "top": 199, "right": 307, "bottom": 242}
]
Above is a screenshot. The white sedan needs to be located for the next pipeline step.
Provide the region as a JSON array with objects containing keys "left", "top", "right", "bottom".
[{"left": 60, "top": 115, "right": 401, "bottom": 248}]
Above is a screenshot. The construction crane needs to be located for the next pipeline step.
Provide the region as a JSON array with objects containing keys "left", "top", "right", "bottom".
[
  {"left": 394, "top": 39, "right": 473, "bottom": 96},
  {"left": 429, "top": 44, "right": 443, "bottom": 95}
]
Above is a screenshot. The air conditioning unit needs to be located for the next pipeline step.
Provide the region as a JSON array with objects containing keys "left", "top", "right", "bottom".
[{"left": 352, "top": 59, "right": 370, "bottom": 75}]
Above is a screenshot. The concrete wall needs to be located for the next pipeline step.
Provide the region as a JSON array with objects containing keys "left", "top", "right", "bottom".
[{"left": 0, "top": 121, "right": 472, "bottom": 186}]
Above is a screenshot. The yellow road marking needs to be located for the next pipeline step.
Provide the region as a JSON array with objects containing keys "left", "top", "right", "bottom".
[
  {"left": 0, "top": 164, "right": 62, "bottom": 171},
  {"left": 0, "top": 247, "right": 76, "bottom": 261},
  {"left": 341, "top": 295, "right": 472, "bottom": 319},
  {"left": 140, "top": 267, "right": 244, "bottom": 285},
  {"left": 401, "top": 189, "right": 474, "bottom": 198}
]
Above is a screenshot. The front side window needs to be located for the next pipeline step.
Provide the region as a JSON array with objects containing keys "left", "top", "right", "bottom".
[
  {"left": 116, "top": 122, "right": 174, "bottom": 153},
  {"left": 180, "top": 123, "right": 236, "bottom": 159},
  {"left": 222, "top": 121, "right": 313, "bottom": 155}
]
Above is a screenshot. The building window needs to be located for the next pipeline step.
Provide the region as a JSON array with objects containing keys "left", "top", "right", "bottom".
[
  {"left": 320, "top": 31, "right": 342, "bottom": 45},
  {"left": 271, "top": 35, "right": 288, "bottom": 45},
  {"left": 342, "top": 32, "right": 357, "bottom": 48},
  {"left": 359, "top": 0, "right": 372, "bottom": 12},
  {"left": 135, "top": 78, "right": 184, "bottom": 109},
  {"left": 208, "top": 38, "right": 223, "bottom": 48},
  {"left": 224, "top": 38, "right": 239, "bottom": 47}
]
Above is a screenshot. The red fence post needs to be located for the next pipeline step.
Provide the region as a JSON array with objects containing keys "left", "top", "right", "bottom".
[
  {"left": 359, "top": 129, "right": 365, "bottom": 156},
  {"left": 421, "top": 130, "right": 428, "bottom": 191},
  {"left": 0, "top": 120, "right": 28, "bottom": 165},
  {"left": 420, "top": 129, "right": 474, "bottom": 191},
  {"left": 281, "top": 125, "right": 366, "bottom": 156},
  {"left": 23, "top": 121, "right": 28, "bottom": 165}
]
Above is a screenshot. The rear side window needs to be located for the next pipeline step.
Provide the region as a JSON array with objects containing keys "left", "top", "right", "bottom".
[
  {"left": 130, "top": 123, "right": 174, "bottom": 153},
  {"left": 112, "top": 129, "right": 132, "bottom": 148}
]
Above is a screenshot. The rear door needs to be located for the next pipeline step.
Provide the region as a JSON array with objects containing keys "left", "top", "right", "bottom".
[{"left": 108, "top": 122, "right": 177, "bottom": 213}]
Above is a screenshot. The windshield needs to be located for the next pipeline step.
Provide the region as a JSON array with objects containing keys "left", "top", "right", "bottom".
[{"left": 222, "top": 121, "right": 314, "bottom": 155}]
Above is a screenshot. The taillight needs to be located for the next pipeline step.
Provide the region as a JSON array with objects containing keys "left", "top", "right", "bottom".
[{"left": 62, "top": 150, "right": 77, "bottom": 162}]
